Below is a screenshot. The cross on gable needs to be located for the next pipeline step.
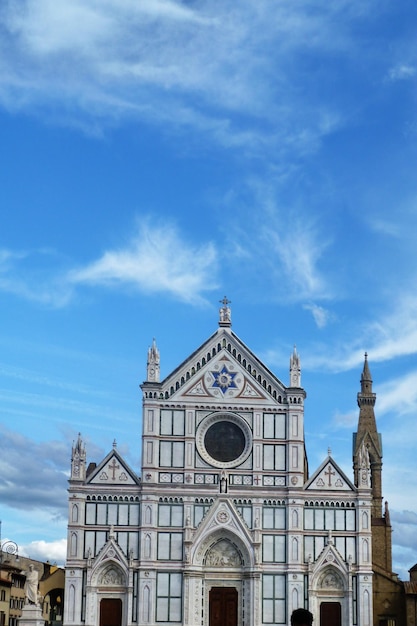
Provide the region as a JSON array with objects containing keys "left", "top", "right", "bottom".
[
  {"left": 108, "top": 458, "right": 120, "bottom": 480},
  {"left": 324, "top": 464, "right": 335, "bottom": 486}
]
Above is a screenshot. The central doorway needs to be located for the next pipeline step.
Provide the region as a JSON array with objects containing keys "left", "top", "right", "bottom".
[
  {"left": 100, "top": 598, "right": 122, "bottom": 626},
  {"left": 209, "top": 587, "right": 238, "bottom": 626},
  {"left": 320, "top": 602, "right": 341, "bottom": 626}
]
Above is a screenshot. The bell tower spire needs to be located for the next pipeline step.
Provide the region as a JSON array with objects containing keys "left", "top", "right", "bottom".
[{"left": 353, "top": 354, "right": 383, "bottom": 517}]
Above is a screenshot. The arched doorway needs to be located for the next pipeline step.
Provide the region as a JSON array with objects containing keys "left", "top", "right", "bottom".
[
  {"left": 320, "top": 601, "right": 341, "bottom": 626},
  {"left": 100, "top": 598, "right": 122, "bottom": 626},
  {"left": 209, "top": 587, "right": 238, "bottom": 626}
]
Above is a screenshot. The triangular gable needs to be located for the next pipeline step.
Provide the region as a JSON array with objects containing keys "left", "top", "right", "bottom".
[
  {"left": 87, "top": 449, "right": 140, "bottom": 486},
  {"left": 191, "top": 497, "right": 253, "bottom": 547},
  {"left": 312, "top": 539, "right": 349, "bottom": 577},
  {"left": 160, "top": 328, "right": 287, "bottom": 405},
  {"left": 92, "top": 533, "right": 129, "bottom": 570},
  {"left": 305, "top": 456, "right": 355, "bottom": 492}
]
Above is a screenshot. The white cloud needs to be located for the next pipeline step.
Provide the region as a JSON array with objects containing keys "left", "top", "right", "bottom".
[
  {"left": 20, "top": 538, "right": 67, "bottom": 566},
  {"left": 0, "top": 1, "right": 378, "bottom": 151},
  {"left": 264, "top": 220, "right": 330, "bottom": 301},
  {"left": 376, "top": 370, "right": 417, "bottom": 418},
  {"left": 0, "top": 222, "right": 218, "bottom": 307},
  {"left": 0, "top": 247, "right": 73, "bottom": 307},
  {"left": 303, "top": 303, "right": 334, "bottom": 328},
  {"left": 388, "top": 64, "right": 416, "bottom": 81},
  {"left": 304, "top": 292, "right": 417, "bottom": 374},
  {"left": 69, "top": 220, "right": 218, "bottom": 304}
]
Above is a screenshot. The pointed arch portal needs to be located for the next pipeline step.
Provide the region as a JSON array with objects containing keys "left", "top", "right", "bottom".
[
  {"left": 99, "top": 598, "right": 122, "bottom": 626},
  {"left": 320, "top": 601, "right": 341, "bottom": 626},
  {"left": 209, "top": 587, "right": 238, "bottom": 626}
]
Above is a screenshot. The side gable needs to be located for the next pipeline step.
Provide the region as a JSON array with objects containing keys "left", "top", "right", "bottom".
[
  {"left": 305, "top": 456, "right": 356, "bottom": 492},
  {"left": 86, "top": 448, "right": 140, "bottom": 486}
]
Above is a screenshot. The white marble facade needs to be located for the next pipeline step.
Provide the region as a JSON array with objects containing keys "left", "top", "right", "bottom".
[{"left": 64, "top": 302, "right": 373, "bottom": 626}]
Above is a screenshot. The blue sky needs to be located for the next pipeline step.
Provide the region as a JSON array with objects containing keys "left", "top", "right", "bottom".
[{"left": 1, "top": 0, "right": 417, "bottom": 578}]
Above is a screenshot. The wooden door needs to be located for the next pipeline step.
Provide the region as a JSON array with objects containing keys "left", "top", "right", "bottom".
[
  {"left": 209, "top": 587, "right": 238, "bottom": 626},
  {"left": 100, "top": 598, "right": 122, "bottom": 626},
  {"left": 320, "top": 602, "right": 341, "bottom": 626}
]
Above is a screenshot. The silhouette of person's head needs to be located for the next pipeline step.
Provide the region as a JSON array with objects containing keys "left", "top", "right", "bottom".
[{"left": 290, "top": 608, "right": 313, "bottom": 626}]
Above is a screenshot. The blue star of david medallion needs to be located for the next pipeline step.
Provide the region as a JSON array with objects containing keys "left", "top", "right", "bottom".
[{"left": 211, "top": 365, "right": 238, "bottom": 394}]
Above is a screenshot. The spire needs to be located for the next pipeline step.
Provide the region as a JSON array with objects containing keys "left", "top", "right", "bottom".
[
  {"left": 353, "top": 354, "right": 383, "bottom": 516},
  {"left": 219, "top": 296, "right": 232, "bottom": 327},
  {"left": 147, "top": 338, "right": 160, "bottom": 382},
  {"left": 357, "top": 352, "right": 376, "bottom": 407},
  {"left": 289, "top": 345, "right": 301, "bottom": 387},
  {"left": 71, "top": 433, "right": 86, "bottom": 481}
]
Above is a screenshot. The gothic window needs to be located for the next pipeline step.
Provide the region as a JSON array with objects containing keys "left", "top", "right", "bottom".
[
  {"left": 304, "top": 536, "right": 325, "bottom": 562},
  {"left": 144, "top": 534, "right": 151, "bottom": 558},
  {"left": 160, "top": 410, "right": 185, "bottom": 436},
  {"left": 160, "top": 442, "right": 185, "bottom": 467},
  {"left": 157, "top": 533, "right": 183, "bottom": 560},
  {"left": 263, "top": 506, "right": 286, "bottom": 530},
  {"left": 235, "top": 504, "right": 252, "bottom": 528},
  {"left": 194, "top": 502, "right": 212, "bottom": 526},
  {"left": 70, "top": 532, "right": 77, "bottom": 556},
  {"left": 156, "top": 572, "right": 182, "bottom": 622},
  {"left": 292, "top": 509, "right": 299, "bottom": 528},
  {"left": 117, "top": 531, "right": 139, "bottom": 559},
  {"left": 72, "top": 504, "right": 79, "bottom": 522},
  {"left": 85, "top": 502, "right": 139, "bottom": 526},
  {"left": 158, "top": 504, "right": 184, "bottom": 527},
  {"left": 84, "top": 531, "right": 106, "bottom": 558},
  {"left": 263, "top": 413, "right": 286, "bottom": 439},
  {"left": 292, "top": 587, "right": 299, "bottom": 610},
  {"left": 335, "top": 537, "right": 357, "bottom": 563},
  {"left": 304, "top": 507, "right": 356, "bottom": 531},
  {"left": 86, "top": 503, "right": 96, "bottom": 524},
  {"left": 362, "top": 538, "right": 370, "bottom": 562},
  {"left": 68, "top": 584, "right": 76, "bottom": 622},
  {"left": 262, "top": 535, "right": 285, "bottom": 562},
  {"left": 292, "top": 537, "right": 299, "bottom": 560},
  {"left": 142, "top": 585, "right": 150, "bottom": 622},
  {"left": 262, "top": 574, "right": 285, "bottom": 624},
  {"left": 132, "top": 571, "right": 139, "bottom": 623},
  {"left": 118, "top": 504, "right": 129, "bottom": 525},
  {"left": 263, "top": 445, "right": 286, "bottom": 470},
  {"left": 145, "top": 505, "right": 152, "bottom": 525}
]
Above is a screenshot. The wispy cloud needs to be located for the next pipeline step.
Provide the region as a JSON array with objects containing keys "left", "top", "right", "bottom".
[
  {"left": 376, "top": 370, "right": 417, "bottom": 418},
  {"left": 69, "top": 220, "right": 218, "bottom": 304},
  {"left": 0, "top": 221, "right": 218, "bottom": 306},
  {"left": 388, "top": 64, "right": 416, "bottom": 81},
  {"left": 0, "top": 1, "right": 382, "bottom": 151},
  {"left": 0, "top": 247, "right": 73, "bottom": 307},
  {"left": 20, "top": 538, "right": 67, "bottom": 566},
  {"left": 303, "top": 303, "right": 334, "bottom": 328},
  {"left": 0, "top": 427, "right": 69, "bottom": 514}
]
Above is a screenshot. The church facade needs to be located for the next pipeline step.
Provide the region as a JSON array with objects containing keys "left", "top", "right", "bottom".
[{"left": 64, "top": 301, "right": 400, "bottom": 626}]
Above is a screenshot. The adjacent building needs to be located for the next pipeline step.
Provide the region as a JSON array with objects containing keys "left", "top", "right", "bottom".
[{"left": 0, "top": 551, "right": 64, "bottom": 626}]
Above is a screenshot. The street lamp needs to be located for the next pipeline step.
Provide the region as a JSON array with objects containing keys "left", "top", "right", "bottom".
[
  {"left": 1, "top": 540, "right": 19, "bottom": 561},
  {"left": 0, "top": 521, "right": 19, "bottom": 563}
]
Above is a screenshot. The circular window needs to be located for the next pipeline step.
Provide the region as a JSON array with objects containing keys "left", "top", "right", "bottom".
[{"left": 196, "top": 412, "right": 252, "bottom": 468}]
